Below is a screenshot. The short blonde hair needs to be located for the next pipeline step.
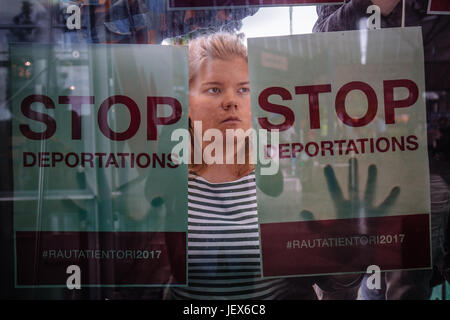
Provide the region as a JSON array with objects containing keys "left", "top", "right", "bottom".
[
  {"left": 188, "top": 32, "right": 247, "bottom": 83},
  {"left": 188, "top": 33, "right": 253, "bottom": 177}
]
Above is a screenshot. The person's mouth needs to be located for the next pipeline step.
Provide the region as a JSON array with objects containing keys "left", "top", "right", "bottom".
[{"left": 221, "top": 116, "right": 241, "bottom": 124}]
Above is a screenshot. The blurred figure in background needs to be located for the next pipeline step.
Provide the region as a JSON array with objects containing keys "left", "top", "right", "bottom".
[{"left": 313, "top": 0, "right": 450, "bottom": 300}]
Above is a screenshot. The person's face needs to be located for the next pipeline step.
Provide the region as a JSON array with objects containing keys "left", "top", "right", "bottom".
[{"left": 189, "top": 57, "right": 251, "bottom": 136}]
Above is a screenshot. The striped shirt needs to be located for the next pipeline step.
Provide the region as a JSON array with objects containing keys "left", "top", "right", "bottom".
[{"left": 171, "top": 172, "right": 289, "bottom": 300}]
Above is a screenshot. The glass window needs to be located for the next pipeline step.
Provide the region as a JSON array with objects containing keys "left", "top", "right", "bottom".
[{"left": 0, "top": 0, "right": 449, "bottom": 301}]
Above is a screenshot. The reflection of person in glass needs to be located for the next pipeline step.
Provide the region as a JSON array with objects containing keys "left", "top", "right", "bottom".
[{"left": 169, "top": 33, "right": 381, "bottom": 299}]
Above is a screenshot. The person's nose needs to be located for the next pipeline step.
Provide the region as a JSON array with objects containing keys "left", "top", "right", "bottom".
[{"left": 221, "top": 89, "right": 238, "bottom": 111}]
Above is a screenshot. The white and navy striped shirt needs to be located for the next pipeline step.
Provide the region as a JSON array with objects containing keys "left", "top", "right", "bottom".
[{"left": 171, "top": 172, "right": 289, "bottom": 300}]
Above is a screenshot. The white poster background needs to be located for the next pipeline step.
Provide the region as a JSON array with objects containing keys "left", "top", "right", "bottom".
[{"left": 248, "top": 27, "right": 430, "bottom": 225}]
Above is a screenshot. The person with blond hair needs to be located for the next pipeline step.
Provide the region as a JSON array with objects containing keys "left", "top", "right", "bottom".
[
  {"left": 170, "top": 32, "right": 364, "bottom": 300},
  {"left": 171, "top": 32, "right": 289, "bottom": 299}
]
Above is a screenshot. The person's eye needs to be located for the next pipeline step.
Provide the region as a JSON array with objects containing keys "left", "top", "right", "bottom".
[
  {"left": 207, "top": 87, "right": 221, "bottom": 94},
  {"left": 238, "top": 87, "right": 250, "bottom": 94}
]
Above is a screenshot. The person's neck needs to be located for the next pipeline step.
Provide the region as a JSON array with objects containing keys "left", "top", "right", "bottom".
[{"left": 197, "top": 164, "right": 249, "bottom": 183}]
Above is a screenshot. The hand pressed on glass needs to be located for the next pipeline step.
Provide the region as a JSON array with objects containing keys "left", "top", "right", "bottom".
[
  {"left": 299, "top": 158, "right": 401, "bottom": 287},
  {"left": 301, "top": 158, "right": 400, "bottom": 222},
  {"left": 299, "top": 158, "right": 400, "bottom": 275}
]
